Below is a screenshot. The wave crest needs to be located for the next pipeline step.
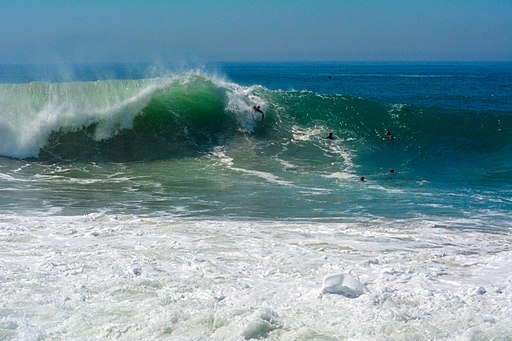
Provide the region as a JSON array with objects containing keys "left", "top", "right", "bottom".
[
  {"left": 1, "top": 71, "right": 510, "bottom": 169},
  {"left": 0, "top": 72, "right": 266, "bottom": 161}
]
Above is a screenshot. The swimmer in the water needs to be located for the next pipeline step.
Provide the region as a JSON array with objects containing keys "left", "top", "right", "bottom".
[
  {"left": 253, "top": 105, "right": 264, "bottom": 119},
  {"left": 389, "top": 169, "right": 395, "bottom": 175},
  {"left": 360, "top": 176, "right": 366, "bottom": 182},
  {"left": 386, "top": 130, "right": 393, "bottom": 140},
  {"left": 326, "top": 132, "right": 334, "bottom": 140}
]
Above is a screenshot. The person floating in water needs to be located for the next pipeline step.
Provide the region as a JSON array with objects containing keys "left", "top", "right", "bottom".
[
  {"left": 386, "top": 130, "right": 393, "bottom": 140},
  {"left": 326, "top": 132, "right": 334, "bottom": 140},
  {"left": 253, "top": 105, "right": 264, "bottom": 119},
  {"left": 389, "top": 169, "right": 395, "bottom": 175},
  {"left": 360, "top": 176, "right": 366, "bottom": 182}
]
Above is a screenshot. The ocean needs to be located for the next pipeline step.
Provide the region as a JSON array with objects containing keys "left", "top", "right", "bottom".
[{"left": 0, "top": 62, "right": 511, "bottom": 340}]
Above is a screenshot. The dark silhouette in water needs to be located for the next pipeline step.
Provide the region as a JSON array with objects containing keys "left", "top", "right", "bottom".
[
  {"left": 360, "top": 176, "right": 366, "bottom": 182},
  {"left": 326, "top": 132, "right": 334, "bottom": 140},
  {"left": 386, "top": 130, "right": 393, "bottom": 140},
  {"left": 253, "top": 105, "right": 264, "bottom": 119}
]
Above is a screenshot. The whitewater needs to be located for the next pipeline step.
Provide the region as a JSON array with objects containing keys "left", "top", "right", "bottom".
[{"left": 0, "top": 62, "right": 511, "bottom": 340}]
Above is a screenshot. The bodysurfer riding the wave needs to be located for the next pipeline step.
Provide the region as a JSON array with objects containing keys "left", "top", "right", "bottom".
[{"left": 253, "top": 105, "right": 264, "bottom": 119}]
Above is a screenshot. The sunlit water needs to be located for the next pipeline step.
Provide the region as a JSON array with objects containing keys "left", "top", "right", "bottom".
[{"left": 0, "top": 62, "right": 511, "bottom": 340}]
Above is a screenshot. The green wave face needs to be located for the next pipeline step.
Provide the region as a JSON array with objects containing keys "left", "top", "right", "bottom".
[{"left": 1, "top": 72, "right": 510, "bottom": 183}]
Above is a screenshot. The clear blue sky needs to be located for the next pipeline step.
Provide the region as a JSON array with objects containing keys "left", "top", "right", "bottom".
[{"left": 1, "top": 0, "right": 511, "bottom": 63}]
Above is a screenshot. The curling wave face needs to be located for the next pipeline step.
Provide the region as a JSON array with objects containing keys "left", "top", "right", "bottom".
[
  {"left": 0, "top": 72, "right": 269, "bottom": 161},
  {"left": 1, "top": 70, "right": 510, "bottom": 185}
]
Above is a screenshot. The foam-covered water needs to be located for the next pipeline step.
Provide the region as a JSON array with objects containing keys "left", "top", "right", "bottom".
[
  {"left": 1, "top": 215, "right": 511, "bottom": 340},
  {"left": 0, "top": 62, "right": 511, "bottom": 340}
]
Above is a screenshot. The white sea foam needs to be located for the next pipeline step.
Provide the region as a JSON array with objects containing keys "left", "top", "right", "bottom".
[
  {"left": 0, "top": 214, "right": 510, "bottom": 340},
  {"left": 323, "top": 171, "right": 354, "bottom": 180},
  {"left": 290, "top": 125, "right": 356, "bottom": 172},
  {"left": 320, "top": 271, "right": 367, "bottom": 298},
  {"left": 210, "top": 148, "right": 294, "bottom": 187},
  {"left": 223, "top": 82, "right": 266, "bottom": 133},
  {"left": 229, "top": 167, "right": 294, "bottom": 186},
  {"left": 0, "top": 78, "right": 173, "bottom": 158}
]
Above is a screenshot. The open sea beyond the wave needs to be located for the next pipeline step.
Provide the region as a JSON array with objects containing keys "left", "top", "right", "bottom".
[{"left": 0, "top": 62, "right": 511, "bottom": 340}]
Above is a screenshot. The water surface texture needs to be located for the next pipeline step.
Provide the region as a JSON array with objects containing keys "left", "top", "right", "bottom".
[{"left": 0, "top": 62, "right": 511, "bottom": 340}]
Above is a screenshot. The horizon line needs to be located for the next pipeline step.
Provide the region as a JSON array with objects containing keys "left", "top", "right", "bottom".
[{"left": 1, "top": 60, "right": 511, "bottom": 66}]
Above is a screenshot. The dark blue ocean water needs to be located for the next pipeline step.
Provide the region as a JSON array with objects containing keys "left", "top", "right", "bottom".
[
  {"left": 218, "top": 62, "right": 512, "bottom": 112},
  {"left": 3, "top": 62, "right": 511, "bottom": 111}
]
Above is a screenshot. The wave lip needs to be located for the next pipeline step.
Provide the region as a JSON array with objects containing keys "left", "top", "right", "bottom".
[{"left": 0, "top": 78, "right": 171, "bottom": 159}]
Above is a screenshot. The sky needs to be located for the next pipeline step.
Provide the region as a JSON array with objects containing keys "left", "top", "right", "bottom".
[{"left": 1, "top": 0, "right": 511, "bottom": 64}]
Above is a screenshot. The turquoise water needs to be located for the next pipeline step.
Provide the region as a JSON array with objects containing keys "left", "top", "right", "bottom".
[
  {"left": 0, "top": 63, "right": 511, "bottom": 224},
  {"left": 0, "top": 64, "right": 512, "bottom": 223},
  {"left": 1, "top": 62, "right": 512, "bottom": 340}
]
